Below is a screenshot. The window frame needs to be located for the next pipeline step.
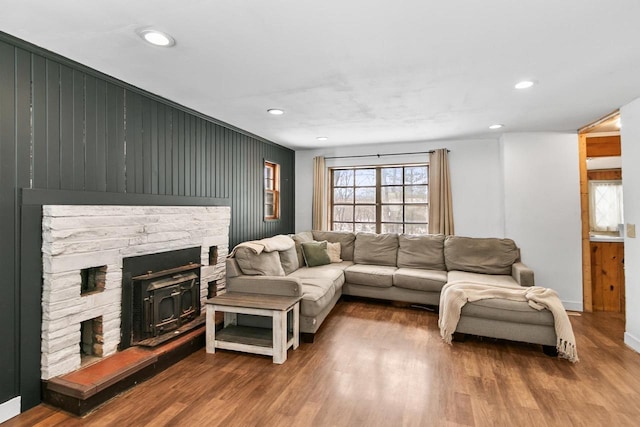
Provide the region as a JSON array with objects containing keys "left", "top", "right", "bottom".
[
  {"left": 330, "top": 163, "right": 429, "bottom": 234},
  {"left": 264, "top": 161, "right": 280, "bottom": 221}
]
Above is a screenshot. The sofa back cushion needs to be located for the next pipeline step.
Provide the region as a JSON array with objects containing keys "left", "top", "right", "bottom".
[
  {"left": 292, "top": 231, "right": 314, "bottom": 267},
  {"left": 312, "top": 231, "right": 356, "bottom": 261},
  {"left": 397, "top": 234, "right": 446, "bottom": 270},
  {"left": 279, "top": 246, "right": 299, "bottom": 275},
  {"left": 444, "top": 236, "right": 519, "bottom": 275},
  {"left": 354, "top": 233, "right": 398, "bottom": 266},
  {"left": 234, "top": 247, "right": 285, "bottom": 276}
]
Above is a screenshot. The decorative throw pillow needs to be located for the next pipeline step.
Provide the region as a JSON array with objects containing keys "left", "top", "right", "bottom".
[
  {"left": 327, "top": 241, "right": 343, "bottom": 263},
  {"left": 301, "top": 241, "right": 331, "bottom": 267}
]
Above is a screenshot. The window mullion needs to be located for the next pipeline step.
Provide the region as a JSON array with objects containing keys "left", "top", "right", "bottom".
[{"left": 375, "top": 167, "right": 381, "bottom": 233}]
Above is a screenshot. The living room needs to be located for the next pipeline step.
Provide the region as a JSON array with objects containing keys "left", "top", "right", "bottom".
[{"left": 2, "top": 1, "right": 640, "bottom": 425}]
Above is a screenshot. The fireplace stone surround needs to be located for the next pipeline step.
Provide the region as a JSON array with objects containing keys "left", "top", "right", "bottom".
[{"left": 41, "top": 205, "right": 230, "bottom": 380}]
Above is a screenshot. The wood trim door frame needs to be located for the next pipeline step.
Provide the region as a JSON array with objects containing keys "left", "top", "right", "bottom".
[{"left": 579, "top": 133, "right": 593, "bottom": 312}]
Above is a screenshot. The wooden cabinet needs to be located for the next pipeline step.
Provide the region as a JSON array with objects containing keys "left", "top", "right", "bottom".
[{"left": 590, "top": 241, "right": 625, "bottom": 312}]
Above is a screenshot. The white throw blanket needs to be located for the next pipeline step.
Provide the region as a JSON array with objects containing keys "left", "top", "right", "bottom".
[
  {"left": 438, "top": 281, "right": 579, "bottom": 363},
  {"left": 228, "top": 235, "right": 295, "bottom": 257}
]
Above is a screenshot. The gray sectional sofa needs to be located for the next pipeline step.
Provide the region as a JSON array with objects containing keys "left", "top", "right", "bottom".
[{"left": 226, "top": 231, "right": 556, "bottom": 347}]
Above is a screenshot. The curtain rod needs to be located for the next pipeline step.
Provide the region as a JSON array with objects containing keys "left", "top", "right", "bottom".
[{"left": 324, "top": 149, "right": 449, "bottom": 160}]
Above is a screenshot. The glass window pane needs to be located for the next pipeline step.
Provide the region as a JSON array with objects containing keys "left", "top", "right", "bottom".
[
  {"left": 265, "top": 191, "right": 274, "bottom": 204},
  {"left": 381, "top": 205, "right": 403, "bottom": 222},
  {"left": 333, "top": 222, "right": 354, "bottom": 232},
  {"left": 404, "top": 166, "right": 428, "bottom": 185},
  {"left": 265, "top": 204, "right": 274, "bottom": 217},
  {"left": 381, "top": 186, "right": 403, "bottom": 203},
  {"left": 333, "top": 169, "right": 354, "bottom": 186},
  {"left": 265, "top": 178, "right": 273, "bottom": 190},
  {"left": 405, "top": 223, "right": 428, "bottom": 234},
  {"left": 355, "top": 169, "right": 376, "bottom": 186},
  {"left": 355, "top": 223, "right": 376, "bottom": 233},
  {"left": 334, "top": 188, "right": 354, "bottom": 204},
  {"left": 354, "top": 206, "right": 376, "bottom": 223},
  {"left": 355, "top": 187, "right": 375, "bottom": 203},
  {"left": 405, "top": 205, "right": 428, "bottom": 223},
  {"left": 333, "top": 206, "right": 354, "bottom": 222},
  {"left": 381, "top": 168, "right": 402, "bottom": 185},
  {"left": 405, "top": 185, "right": 428, "bottom": 203},
  {"left": 265, "top": 166, "right": 273, "bottom": 180},
  {"left": 382, "top": 223, "right": 403, "bottom": 234}
]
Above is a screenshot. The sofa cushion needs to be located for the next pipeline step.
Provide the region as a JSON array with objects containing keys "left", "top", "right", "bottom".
[
  {"left": 301, "top": 241, "right": 331, "bottom": 267},
  {"left": 353, "top": 233, "right": 398, "bottom": 266},
  {"left": 278, "top": 246, "right": 299, "bottom": 275},
  {"left": 289, "top": 263, "right": 348, "bottom": 291},
  {"left": 444, "top": 236, "right": 519, "bottom": 275},
  {"left": 292, "top": 231, "right": 314, "bottom": 267},
  {"left": 345, "top": 264, "right": 396, "bottom": 288},
  {"left": 447, "top": 270, "right": 519, "bottom": 287},
  {"left": 312, "top": 231, "right": 356, "bottom": 261},
  {"left": 461, "top": 298, "right": 554, "bottom": 326},
  {"left": 298, "top": 279, "right": 336, "bottom": 317},
  {"left": 393, "top": 268, "right": 448, "bottom": 292},
  {"left": 397, "top": 234, "right": 446, "bottom": 270},
  {"left": 234, "top": 248, "right": 285, "bottom": 276}
]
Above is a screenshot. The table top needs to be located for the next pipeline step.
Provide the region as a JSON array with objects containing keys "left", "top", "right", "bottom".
[{"left": 206, "top": 292, "right": 301, "bottom": 311}]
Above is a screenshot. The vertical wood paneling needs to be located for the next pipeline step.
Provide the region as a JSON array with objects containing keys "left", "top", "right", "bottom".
[
  {"left": 72, "top": 70, "right": 85, "bottom": 190},
  {"left": 59, "top": 65, "right": 74, "bottom": 190},
  {"left": 46, "top": 60, "right": 60, "bottom": 189},
  {"left": 0, "top": 34, "right": 295, "bottom": 410},
  {"left": 85, "top": 75, "right": 97, "bottom": 191},
  {"left": 94, "top": 80, "right": 107, "bottom": 192},
  {"left": 0, "top": 40, "right": 17, "bottom": 404},
  {"left": 32, "top": 55, "right": 48, "bottom": 189},
  {"left": 105, "top": 83, "right": 125, "bottom": 192}
]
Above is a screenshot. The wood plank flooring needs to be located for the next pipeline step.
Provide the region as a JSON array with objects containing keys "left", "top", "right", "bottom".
[{"left": 5, "top": 299, "right": 640, "bottom": 426}]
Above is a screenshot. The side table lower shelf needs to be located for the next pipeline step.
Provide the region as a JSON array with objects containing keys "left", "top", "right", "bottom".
[{"left": 206, "top": 293, "right": 301, "bottom": 364}]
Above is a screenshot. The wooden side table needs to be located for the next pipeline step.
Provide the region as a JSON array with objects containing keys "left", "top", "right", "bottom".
[{"left": 205, "top": 292, "right": 301, "bottom": 364}]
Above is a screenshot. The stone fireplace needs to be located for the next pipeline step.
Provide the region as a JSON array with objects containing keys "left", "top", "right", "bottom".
[{"left": 41, "top": 205, "right": 230, "bottom": 380}]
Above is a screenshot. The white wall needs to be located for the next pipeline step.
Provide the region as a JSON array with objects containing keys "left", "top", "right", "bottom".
[
  {"left": 500, "top": 133, "right": 583, "bottom": 310},
  {"left": 621, "top": 97, "right": 640, "bottom": 352},
  {"left": 295, "top": 138, "right": 505, "bottom": 237}
]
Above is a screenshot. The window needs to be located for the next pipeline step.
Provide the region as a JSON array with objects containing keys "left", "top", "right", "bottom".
[
  {"left": 589, "top": 180, "right": 623, "bottom": 232},
  {"left": 264, "top": 161, "right": 280, "bottom": 220},
  {"left": 331, "top": 165, "right": 428, "bottom": 233}
]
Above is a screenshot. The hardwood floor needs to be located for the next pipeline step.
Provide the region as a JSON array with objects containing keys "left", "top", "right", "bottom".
[{"left": 5, "top": 299, "right": 640, "bottom": 426}]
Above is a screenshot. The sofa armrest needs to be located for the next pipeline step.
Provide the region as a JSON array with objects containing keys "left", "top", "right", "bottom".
[
  {"left": 227, "top": 276, "right": 303, "bottom": 297},
  {"left": 512, "top": 262, "right": 535, "bottom": 287}
]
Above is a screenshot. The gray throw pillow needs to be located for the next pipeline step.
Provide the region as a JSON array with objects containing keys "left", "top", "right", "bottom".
[{"left": 301, "top": 241, "right": 331, "bottom": 267}]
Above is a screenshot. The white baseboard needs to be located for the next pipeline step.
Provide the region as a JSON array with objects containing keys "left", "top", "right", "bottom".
[
  {"left": 0, "top": 396, "right": 20, "bottom": 424},
  {"left": 624, "top": 332, "right": 640, "bottom": 353},
  {"left": 562, "top": 300, "right": 583, "bottom": 312}
]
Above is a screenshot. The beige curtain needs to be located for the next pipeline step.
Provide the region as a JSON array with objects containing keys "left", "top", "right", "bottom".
[
  {"left": 312, "top": 156, "right": 326, "bottom": 230},
  {"left": 428, "top": 149, "right": 454, "bottom": 235}
]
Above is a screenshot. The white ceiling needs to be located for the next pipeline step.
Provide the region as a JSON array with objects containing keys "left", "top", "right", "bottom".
[{"left": 2, "top": 1, "right": 639, "bottom": 150}]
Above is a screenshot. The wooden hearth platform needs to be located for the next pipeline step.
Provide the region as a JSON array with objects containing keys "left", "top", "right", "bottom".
[{"left": 42, "top": 317, "right": 220, "bottom": 416}]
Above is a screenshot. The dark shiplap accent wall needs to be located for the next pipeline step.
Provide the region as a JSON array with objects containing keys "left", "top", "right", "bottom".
[{"left": 0, "top": 33, "right": 294, "bottom": 410}]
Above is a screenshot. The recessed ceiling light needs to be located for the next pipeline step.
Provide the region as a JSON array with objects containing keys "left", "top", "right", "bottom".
[
  {"left": 489, "top": 124, "right": 504, "bottom": 130},
  {"left": 138, "top": 29, "right": 176, "bottom": 47},
  {"left": 515, "top": 80, "right": 535, "bottom": 89},
  {"left": 267, "top": 109, "right": 284, "bottom": 115},
  {"left": 316, "top": 136, "right": 328, "bottom": 141}
]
